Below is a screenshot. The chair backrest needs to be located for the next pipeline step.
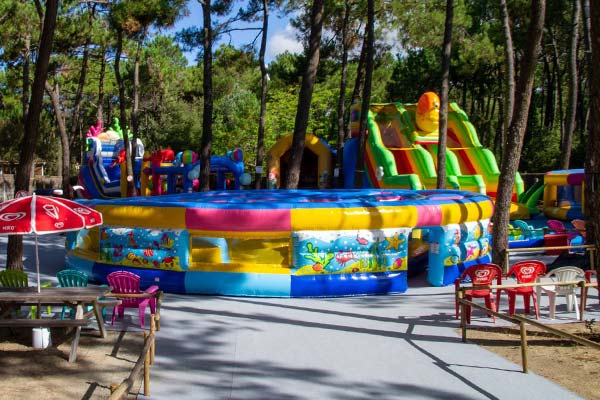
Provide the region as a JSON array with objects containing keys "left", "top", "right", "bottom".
[
  {"left": 57, "top": 269, "right": 88, "bottom": 287},
  {"left": 546, "top": 266, "right": 585, "bottom": 294},
  {"left": 585, "top": 270, "right": 598, "bottom": 284},
  {"left": 513, "top": 220, "right": 533, "bottom": 239},
  {"left": 572, "top": 219, "right": 586, "bottom": 235},
  {"left": 0, "top": 269, "right": 28, "bottom": 288},
  {"left": 107, "top": 271, "right": 142, "bottom": 293},
  {"left": 459, "top": 263, "right": 503, "bottom": 287},
  {"left": 547, "top": 219, "right": 566, "bottom": 234},
  {"left": 507, "top": 260, "right": 547, "bottom": 284}
]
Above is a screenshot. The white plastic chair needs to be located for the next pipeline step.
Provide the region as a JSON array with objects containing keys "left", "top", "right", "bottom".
[{"left": 538, "top": 266, "right": 585, "bottom": 319}]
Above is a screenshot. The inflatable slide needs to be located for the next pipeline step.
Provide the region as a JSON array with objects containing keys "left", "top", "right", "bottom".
[
  {"left": 78, "top": 121, "right": 144, "bottom": 199},
  {"left": 344, "top": 92, "right": 525, "bottom": 206}
]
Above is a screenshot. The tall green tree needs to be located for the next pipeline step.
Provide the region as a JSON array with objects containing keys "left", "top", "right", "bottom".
[
  {"left": 6, "top": 0, "right": 59, "bottom": 270},
  {"left": 285, "top": 0, "right": 325, "bottom": 188},
  {"left": 437, "top": 0, "right": 453, "bottom": 189},
  {"left": 491, "top": 0, "right": 546, "bottom": 270},
  {"left": 584, "top": 1, "right": 600, "bottom": 255}
]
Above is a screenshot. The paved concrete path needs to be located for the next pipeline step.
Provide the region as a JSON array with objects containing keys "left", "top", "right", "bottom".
[{"left": 2, "top": 235, "right": 597, "bottom": 399}]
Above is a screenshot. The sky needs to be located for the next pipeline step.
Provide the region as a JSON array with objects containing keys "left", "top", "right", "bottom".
[{"left": 166, "top": 3, "right": 303, "bottom": 65}]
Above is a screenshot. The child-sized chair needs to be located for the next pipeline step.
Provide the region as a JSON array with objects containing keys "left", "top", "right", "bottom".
[
  {"left": 0, "top": 269, "right": 52, "bottom": 318},
  {"left": 503, "top": 260, "right": 547, "bottom": 319},
  {"left": 538, "top": 266, "right": 585, "bottom": 319},
  {"left": 107, "top": 271, "right": 159, "bottom": 329},
  {"left": 455, "top": 263, "right": 503, "bottom": 323}
]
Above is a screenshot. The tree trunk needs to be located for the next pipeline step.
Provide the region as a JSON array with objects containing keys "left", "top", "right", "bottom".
[
  {"left": 114, "top": 29, "right": 133, "bottom": 197},
  {"left": 491, "top": 0, "right": 546, "bottom": 271},
  {"left": 130, "top": 32, "right": 145, "bottom": 197},
  {"left": 499, "top": 0, "right": 514, "bottom": 165},
  {"left": 585, "top": 1, "right": 600, "bottom": 252},
  {"left": 346, "top": 33, "right": 367, "bottom": 141},
  {"left": 285, "top": 0, "right": 325, "bottom": 189},
  {"left": 21, "top": 33, "right": 31, "bottom": 124},
  {"left": 551, "top": 32, "right": 565, "bottom": 144},
  {"left": 45, "top": 80, "right": 70, "bottom": 199},
  {"left": 437, "top": 0, "right": 453, "bottom": 189},
  {"left": 335, "top": 1, "right": 351, "bottom": 186},
  {"left": 353, "top": 0, "right": 374, "bottom": 188},
  {"left": 97, "top": 43, "right": 106, "bottom": 124},
  {"left": 582, "top": 0, "right": 592, "bottom": 132},
  {"left": 6, "top": 0, "right": 59, "bottom": 270},
  {"left": 254, "top": 0, "right": 269, "bottom": 189},
  {"left": 562, "top": 0, "right": 580, "bottom": 169},
  {"left": 200, "top": 0, "right": 213, "bottom": 192}
]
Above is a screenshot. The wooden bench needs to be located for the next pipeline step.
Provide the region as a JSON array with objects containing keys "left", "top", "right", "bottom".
[{"left": 0, "top": 318, "right": 91, "bottom": 362}]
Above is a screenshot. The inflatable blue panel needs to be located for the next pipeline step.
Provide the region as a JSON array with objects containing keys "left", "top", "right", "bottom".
[
  {"left": 90, "top": 264, "right": 187, "bottom": 293},
  {"left": 290, "top": 271, "right": 407, "bottom": 297},
  {"left": 185, "top": 272, "right": 291, "bottom": 297}
]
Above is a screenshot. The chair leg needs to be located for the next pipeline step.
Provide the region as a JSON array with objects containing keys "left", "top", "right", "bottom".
[
  {"left": 484, "top": 297, "right": 496, "bottom": 322},
  {"left": 111, "top": 306, "right": 117, "bottom": 325},
  {"left": 139, "top": 306, "right": 145, "bottom": 329},
  {"left": 573, "top": 295, "right": 580, "bottom": 320},
  {"left": 548, "top": 294, "right": 556, "bottom": 319},
  {"left": 524, "top": 295, "right": 531, "bottom": 315},
  {"left": 532, "top": 293, "right": 539, "bottom": 319},
  {"left": 508, "top": 293, "right": 516, "bottom": 316}
]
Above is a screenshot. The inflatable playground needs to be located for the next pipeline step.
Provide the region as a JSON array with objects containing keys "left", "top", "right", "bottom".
[
  {"left": 70, "top": 95, "right": 587, "bottom": 297},
  {"left": 66, "top": 189, "right": 494, "bottom": 296},
  {"left": 79, "top": 120, "right": 249, "bottom": 199}
]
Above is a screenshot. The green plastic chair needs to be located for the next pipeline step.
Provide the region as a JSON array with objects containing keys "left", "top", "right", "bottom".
[
  {"left": 57, "top": 269, "right": 89, "bottom": 319},
  {"left": 0, "top": 269, "right": 52, "bottom": 318},
  {"left": 56, "top": 269, "right": 107, "bottom": 319}
]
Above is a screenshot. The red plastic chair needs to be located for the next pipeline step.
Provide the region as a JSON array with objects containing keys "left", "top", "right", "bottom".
[
  {"left": 504, "top": 260, "right": 547, "bottom": 319},
  {"left": 107, "top": 271, "right": 159, "bottom": 328},
  {"left": 455, "top": 263, "right": 503, "bottom": 323},
  {"left": 584, "top": 270, "right": 599, "bottom": 307}
]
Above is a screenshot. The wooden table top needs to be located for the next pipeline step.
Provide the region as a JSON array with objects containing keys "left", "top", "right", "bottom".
[{"left": 0, "top": 286, "right": 111, "bottom": 303}]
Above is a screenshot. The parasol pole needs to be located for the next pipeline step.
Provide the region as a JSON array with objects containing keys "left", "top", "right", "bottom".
[
  {"left": 31, "top": 193, "right": 41, "bottom": 293},
  {"left": 35, "top": 233, "right": 41, "bottom": 293}
]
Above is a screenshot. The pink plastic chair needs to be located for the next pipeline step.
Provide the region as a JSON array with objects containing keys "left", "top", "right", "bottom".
[
  {"left": 107, "top": 271, "right": 159, "bottom": 328},
  {"left": 455, "top": 263, "right": 503, "bottom": 323},
  {"left": 503, "top": 260, "right": 547, "bottom": 319}
]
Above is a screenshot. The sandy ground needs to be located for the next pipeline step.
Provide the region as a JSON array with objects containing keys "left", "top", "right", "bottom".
[
  {"left": 464, "top": 322, "right": 600, "bottom": 400},
  {"left": 0, "top": 326, "right": 144, "bottom": 399}
]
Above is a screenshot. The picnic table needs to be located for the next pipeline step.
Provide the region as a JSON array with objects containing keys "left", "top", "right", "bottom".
[{"left": 0, "top": 286, "right": 114, "bottom": 362}]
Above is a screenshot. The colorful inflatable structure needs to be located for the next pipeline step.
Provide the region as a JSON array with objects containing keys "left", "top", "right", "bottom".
[
  {"left": 542, "top": 169, "right": 584, "bottom": 220},
  {"left": 344, "top": 92, "right": 528, "bottom": 218},
  {"left": 79, "top": 119, "right": 248, "bottom": 198},
  {"left": 66, "top": 189, "right": 493, "bottom": 296},
  {"left": 267, "top": 132, "right": 335, "bottom": 189},
  {"left": 139, "top": 148, "right": 247, "bottom": 195},
  {"left": 78, "top": 119, "right": 145, "bottom": 199}
]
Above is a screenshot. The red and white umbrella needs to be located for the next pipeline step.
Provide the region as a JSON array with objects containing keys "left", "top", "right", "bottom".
[{"left": 0, "top": 193, "right": 103, "bottom": 291}]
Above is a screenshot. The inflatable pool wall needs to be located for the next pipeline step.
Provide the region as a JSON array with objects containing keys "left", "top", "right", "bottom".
[{"left": 66, "top": 189, "right": 493, "bottom": 296}]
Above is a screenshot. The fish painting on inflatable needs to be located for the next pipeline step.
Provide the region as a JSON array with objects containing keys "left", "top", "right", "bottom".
[{"left": 66, "top": 189, "right": 493, "bottom": 297}]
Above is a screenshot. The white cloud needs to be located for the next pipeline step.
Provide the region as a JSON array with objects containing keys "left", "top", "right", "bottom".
[{"left": 267, "top": 24, "right": 303, "bottom": 61}]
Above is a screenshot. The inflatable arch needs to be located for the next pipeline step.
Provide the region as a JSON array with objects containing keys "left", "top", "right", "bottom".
[{"left": 267, "top": 133, "right": 334, "bottom": 189}]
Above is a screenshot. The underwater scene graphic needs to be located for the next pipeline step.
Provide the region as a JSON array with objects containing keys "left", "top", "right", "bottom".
[
  {"left": 98, "top": 226, "right": 189, "bottom": 271},
  {"left": 438, "top": 220, "right": 490, "bottom": 266},
  {"left": 291, "top": 228, "right": 411, "bottom": 276}
]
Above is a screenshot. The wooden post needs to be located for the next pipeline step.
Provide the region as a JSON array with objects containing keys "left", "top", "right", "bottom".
[
  {"left": 519, "top": 321, "right": 528, "bottom": 373},
  {"left": 144, "top": 331, "right": 150, "bottom": 396},
  {"left": 460, "top": 291, "right": 467, "bottom": 342},
  {"left": 150, "top": 314, "right": 156, "bottom": 364},
  {"left": 580, "top": 281, "right": 587, "bottom": 321}
]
